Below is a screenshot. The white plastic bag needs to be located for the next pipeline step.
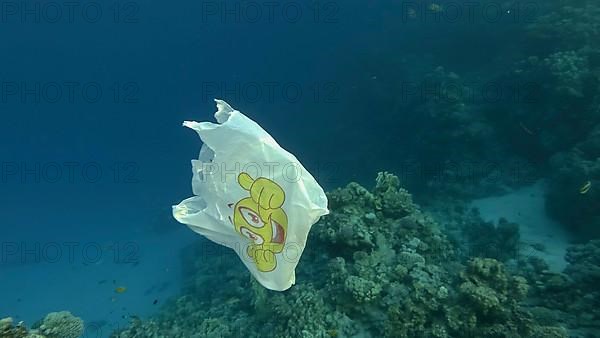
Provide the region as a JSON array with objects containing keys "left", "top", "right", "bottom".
[{"left": 173, "top": 99, "right": 329, "bottom": 291}]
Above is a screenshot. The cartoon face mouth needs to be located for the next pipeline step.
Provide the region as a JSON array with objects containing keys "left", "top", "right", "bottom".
[
  {"left": 240, "top": 227, "right": 264, "bottom": 245},
  {"left": 271, "top": 220, "right": 285, "bottom": 244}
]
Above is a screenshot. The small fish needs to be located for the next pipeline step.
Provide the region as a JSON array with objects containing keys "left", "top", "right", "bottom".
[
  {"left": 98, "top": 280, "right": 107, "bottom": 285},
  {"left": 519, "top": 122, "right": 534, "bottom": 135},
  {"left": 153, "top": 299, "right": 158, "bottom": 305},
  {"left": 115, "top": 286, "right": 127, "bottom": 294},
  {"left": 580, "top": 181, "right": 591, "bottom": 194}
]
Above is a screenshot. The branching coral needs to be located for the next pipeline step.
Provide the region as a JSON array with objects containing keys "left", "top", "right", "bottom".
[
  {"left": 458, "top": 258, "right": 526, "bottom": 314},
  {"left": 462, "top": 211, "right": 521, "bottom": 262},
  {"left": 444, "top": 258, "right": 559, "bottom": 338},
  {"left": 542, "top": 50, "right": 590, "bottom": 98},
  {"left": 35, "top": 311, "right": 84, "bottom": 338},
  {"left": 373, "top": 171, "right": 416, "bottom": 218}
]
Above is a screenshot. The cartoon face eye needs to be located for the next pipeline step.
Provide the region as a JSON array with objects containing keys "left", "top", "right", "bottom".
[{"left": 239, "top": 207, "right": 265, "bottom": 228}]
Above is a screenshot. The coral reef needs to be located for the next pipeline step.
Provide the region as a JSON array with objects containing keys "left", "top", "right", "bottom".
[
  {"left": 408, "top": 66, "right": 495, "bottom": 163},
  {"left": 399, "top": 66, "right": 535, "bottom": 201},
  {"left": 486, "top": 0, "right": 600, "bottom": 164},
  {"left": 105, "top": 3, "right": 600, "bottom": 334},
  {"left": 112, "top": 173, "right": 566, "bottom": 338},
  {"left": 33, "top": 311, "right": 84, "bottom": 338},
  {"left": 513, "top": 0, "right": 600, "bottom": 240},
  {"left": 559, "top": 240, "right": 600, "bottom": 331},
  {"left": 0, "top": 311, "right": 83, "bottom": 338},
  {"left": 4, "top": 1, "right": 600, "bottom": 337},
  {"left": 517, "top": 239, "right": 600, "bottom": 335},
  {"left": 527, "top": 0, "right": 600, "bottom": 50},
  {"left": 565, "top": 240, "right": 600, "bottom": 287},
  {"left": 0, "top": 318, "right": 33, "bottom": 338},
  {"left": 463, "top": 213, "right": 521, "bottom": 262},
  {"left": 506, "top": 51, "right": 598, "bottom": 158},
  {"left": 426, "top": 203, "right": 521, "bottom": 264},
  {"left": 546, "top": 124, "right": 600, "bottom": 238},
  {"left": 541, "top": 50, "right": 590, "bottom": 98}
]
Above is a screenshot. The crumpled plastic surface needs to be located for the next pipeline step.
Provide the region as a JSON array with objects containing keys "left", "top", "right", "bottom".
[{"left": 173, "top": 99, "right": 329, "bottom": 291}]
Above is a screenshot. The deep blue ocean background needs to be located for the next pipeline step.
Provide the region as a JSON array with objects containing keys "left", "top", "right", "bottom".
[
  {"left": 2, "top": 0, "right": 599, "bottom": 337},
  {"left": 0, "top": 1, "right": 387, "bottom": 333}
]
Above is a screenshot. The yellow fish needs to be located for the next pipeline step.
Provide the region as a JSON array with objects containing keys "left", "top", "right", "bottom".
[
  {"left": 580, "top": 181, "right": 591, "bottom": 194},
  {"left": 114, "top": 286, "right": 127, "bottom": 294}
]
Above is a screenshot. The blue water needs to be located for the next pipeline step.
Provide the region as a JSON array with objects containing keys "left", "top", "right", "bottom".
[
  {"left": 0, "top": 1, "right": 358, "bottom": 334},
  {"left": 1, "top": 0, "right": 599, "bottom": 337}
]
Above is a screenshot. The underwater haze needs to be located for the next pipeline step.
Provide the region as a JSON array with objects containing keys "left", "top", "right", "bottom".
[{"left": 1, "top": 0, "right": 600, "bottom": 337}]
